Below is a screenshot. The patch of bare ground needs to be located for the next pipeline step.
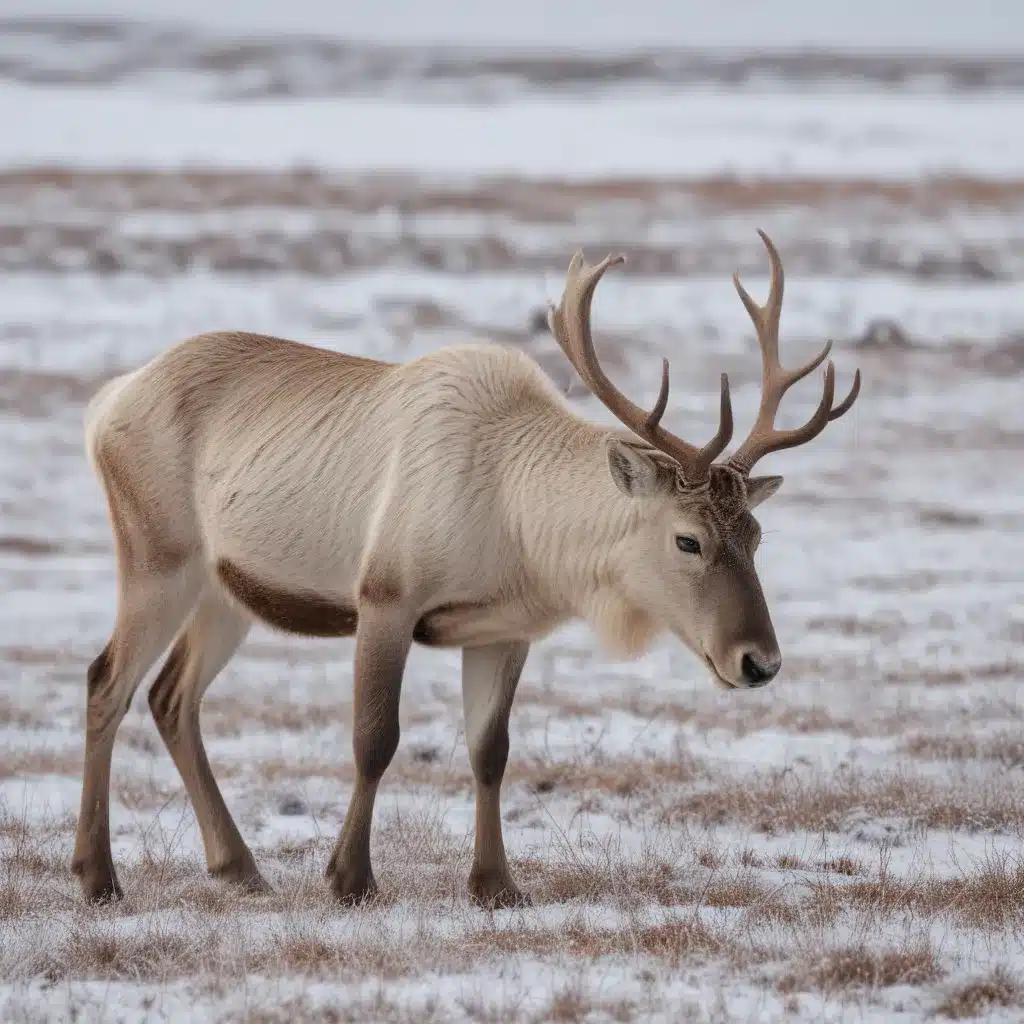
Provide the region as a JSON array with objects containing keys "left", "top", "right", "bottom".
[
  {"left": 777, "top": 943, "right": 943, "bottom": 995},
  {"left": 667, "top": 767, "right": 1024, "bottom": 834},
  {"left": 934, "top": 968, "right": 1022, "bottom": 1019}
]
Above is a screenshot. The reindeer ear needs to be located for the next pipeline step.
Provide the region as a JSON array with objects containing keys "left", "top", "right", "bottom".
[
  {"left": 606, "top": 439, "right": 675, "bottom": 499},
  {"left": 745, "top": 475, "right": 783, "bottom": 509}
]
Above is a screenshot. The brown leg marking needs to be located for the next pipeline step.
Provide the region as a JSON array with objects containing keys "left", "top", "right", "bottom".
[
  {"left": 73, "top": 562, "right": 201, "bottom": 903},
  {"left": 326, "top": 602, "right": 413, "bottom": 904},
  {"left": 462, "top": 641, "right": 530, "bottom": 909},
  {"left": 216, "top": 558, "right": 357, "bottom": 637},
  {"left": 72, "top": 642, "right": 121, "bottom": 902},
  {"left": 148, "top": 590, "right": 266, "bottom": 891},
  {"left": 86, "top": 644, "right": 112, "bottom": 696}
]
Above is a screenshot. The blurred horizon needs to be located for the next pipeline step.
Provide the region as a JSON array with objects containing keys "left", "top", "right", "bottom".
[{"left": 7, "top": 0, "right": 1024, "bottom": 52}]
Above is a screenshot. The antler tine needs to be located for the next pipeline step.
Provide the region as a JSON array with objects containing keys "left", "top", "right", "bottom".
[
  {"left": 698, "top": 373, "right": 734, "bottom": 463},
  {"left": 732, "top": 228, "right": 784, "bottom": 364},
  {"left": 548, "top": 250, "right": 733, "bottom": 480},
  {"left": 829, "top": 368, "right": 861, "bottom": 421},
  {"left": 645, "top": 358, "right": 670, "bottom": 432},
  {"left": 727, "top": 231, "right": 862, "bottom": 475}
]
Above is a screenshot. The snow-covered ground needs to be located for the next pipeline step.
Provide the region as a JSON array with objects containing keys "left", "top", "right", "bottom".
[{"left": 1, "top": 5, "right": 1023, "bottom": 1023}]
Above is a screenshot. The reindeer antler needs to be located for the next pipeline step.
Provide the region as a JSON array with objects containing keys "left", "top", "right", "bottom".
[
  {"left": 727, "top": 231, "right": 861, "bottom": 476},
  {"left": 548, "top": 251, "right": 733, "bottom": 483}
]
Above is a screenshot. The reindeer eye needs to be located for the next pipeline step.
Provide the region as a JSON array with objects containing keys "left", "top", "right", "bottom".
[{"left": 675, "top": 535, "right": 701, "bottom": 555}]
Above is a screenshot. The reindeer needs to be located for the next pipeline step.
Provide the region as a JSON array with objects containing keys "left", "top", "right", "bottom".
[{"left": 74, "top": 231, "right": 859, "bottom": 908}]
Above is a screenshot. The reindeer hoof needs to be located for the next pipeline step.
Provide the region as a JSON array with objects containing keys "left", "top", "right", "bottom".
[
  {"left": 209, "top": 857, "right": 271, "bottom": 894},
  {"left": 326, "top": 857, "right": 378, "bottom": 905},
  {"left": 469, "top": 867, "right": 531, "bottom": 909},
  {"left": 72, "top": 857, "right": 124, "bottom": 904}
]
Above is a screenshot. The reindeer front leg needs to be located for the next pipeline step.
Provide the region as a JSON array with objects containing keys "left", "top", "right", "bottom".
[
  {"left": 462, "top": 641, "right": 530, "bottom": 908},
  {"left": 326, "top": 595, "right": 414, "bottom": 903}
]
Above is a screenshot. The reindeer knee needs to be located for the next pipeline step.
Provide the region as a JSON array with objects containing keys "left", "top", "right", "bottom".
[
  {"left": 86, "top": 644, "right": 112, "bottom": 696},
  {"left": 470, "top": 721, "right": 509, "bottom": 788},
  {"left": 353, "top": 706, "right": 400, "bottom": 782},
  {"left": 148, "top": 639, "right": 189, "bottom": 735}
]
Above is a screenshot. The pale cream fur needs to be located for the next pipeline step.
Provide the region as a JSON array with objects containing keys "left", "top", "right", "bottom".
[{"left": 74, "top": 236, "right": 858, "bottom": 907}]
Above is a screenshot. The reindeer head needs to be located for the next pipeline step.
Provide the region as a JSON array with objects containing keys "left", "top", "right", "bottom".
[{"left": 548, "top": 231, "right": 860, "bottom": 689}]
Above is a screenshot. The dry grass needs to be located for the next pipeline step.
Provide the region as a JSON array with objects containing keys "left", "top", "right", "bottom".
[
  {"left": 228, "top": 997, "right": 450, "bottom": 1024},
  {"left": 0, "top": 747, "right": 81, "bottom": 779},
  {"left": 0, "top": 696, "right": 46, "bottom": 729},
  {"left": 202, "top": 694, "right": 352, "bottom": 736},
  {"left": 1, "top": 767, "right": 1019, "bottom": 1020},
  {"left": 668, "top": 767, "right": 1024, "bottom": 834},
  {"left": 10, "top": 169, "right": 1024, "bottom": 216},
  {"left": 527, "top": 687, "right": 888, "bottom": 739},
  {"left": 903, "top": 732, "right": 1024, "bottom": 767},
  {"left": 934, "top": 968, "right": 1022, "bottom": 1019},
  {"left": 835, "top": 856, "right": 1024, "bottom": 929},
  {"left": 778, "top": 943, "right": 943, "bottom": 994},
  {"left": 821, "top": 857, "right": 863, "bottom": 877}
]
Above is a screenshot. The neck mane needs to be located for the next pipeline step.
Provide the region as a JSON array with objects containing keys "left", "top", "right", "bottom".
[{"left": 508, "top": 408, "right": 662, "bottom": 657}]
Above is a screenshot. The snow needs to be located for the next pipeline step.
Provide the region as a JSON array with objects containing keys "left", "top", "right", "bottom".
[
  {"left": 9, "top": 85, "right": 1024, "bottom": 178},
  {"left": 1, "top": 6, "right": 1023, "bottom": 1022}
]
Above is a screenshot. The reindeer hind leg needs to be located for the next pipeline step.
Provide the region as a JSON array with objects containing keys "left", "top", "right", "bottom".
[
  {"left": 148, "top": 585, "right": 265, "bottom": 890},
  {"left": 74, "top": 428, "right": 202, "bottom": 901},
  {"left": 73, "top": 558, "right": 202, "bottom": 901}
]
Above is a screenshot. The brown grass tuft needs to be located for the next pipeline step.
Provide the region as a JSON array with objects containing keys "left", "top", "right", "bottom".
[
  {"left": 839, "top": 857, "right": 1024, "bottom": 929},
  {"left": 45, "top": 928, "right": 196, "bottom": 982},
  {"left": 934, "top": 968, "right": 1021, "bottom": 1019},
  {"left": 0, "top": 748, "right": 81, "bottom": 779},
  {"left": 776, "top": 854, "right": 809, "bottom": 871},
  {"left": 903, "top": 732, "right": 1024, "bottom": 767},
  {"left": 278, "top": 938, "right": 345, "bottom": 973},
  {"left": 822, "top": 857, "right": 862, "bottom": 876},
  {"left": 779, "top": 944, "right": 943, "bottom": 994},
  {"left": 668, "top": 768, "right": 1024, "bottom": 834}
]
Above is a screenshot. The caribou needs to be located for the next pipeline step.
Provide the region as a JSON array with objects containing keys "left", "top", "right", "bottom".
[{"left": 74, "top": 231, "right": 860, "bottom": 908}]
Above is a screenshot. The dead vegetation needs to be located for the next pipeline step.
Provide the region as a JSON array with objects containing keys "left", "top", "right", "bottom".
[
  {"left": 667, "top": 766, "right": 1024, "bottom": 834},
  {"left": 3, "top": 155, "right": 1022, "bottom": 1018},
  {"left": 903, "top": 732, "right": 1024, "bottom": 766},
  {"left": 934, "top": 968, "right": 1022, "bottom": 1019},
  {"left": 777, "top": 943, "right": 943, "bottom": 994}
]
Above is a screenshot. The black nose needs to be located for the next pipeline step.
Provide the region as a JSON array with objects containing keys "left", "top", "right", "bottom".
[{"left": 741, "top": 653, "right": 781, "bottom": 687}]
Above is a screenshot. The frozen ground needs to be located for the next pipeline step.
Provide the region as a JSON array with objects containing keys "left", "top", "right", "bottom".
[{"left": 1, "top": 8, "right": 1024, "bottom": 1024}]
